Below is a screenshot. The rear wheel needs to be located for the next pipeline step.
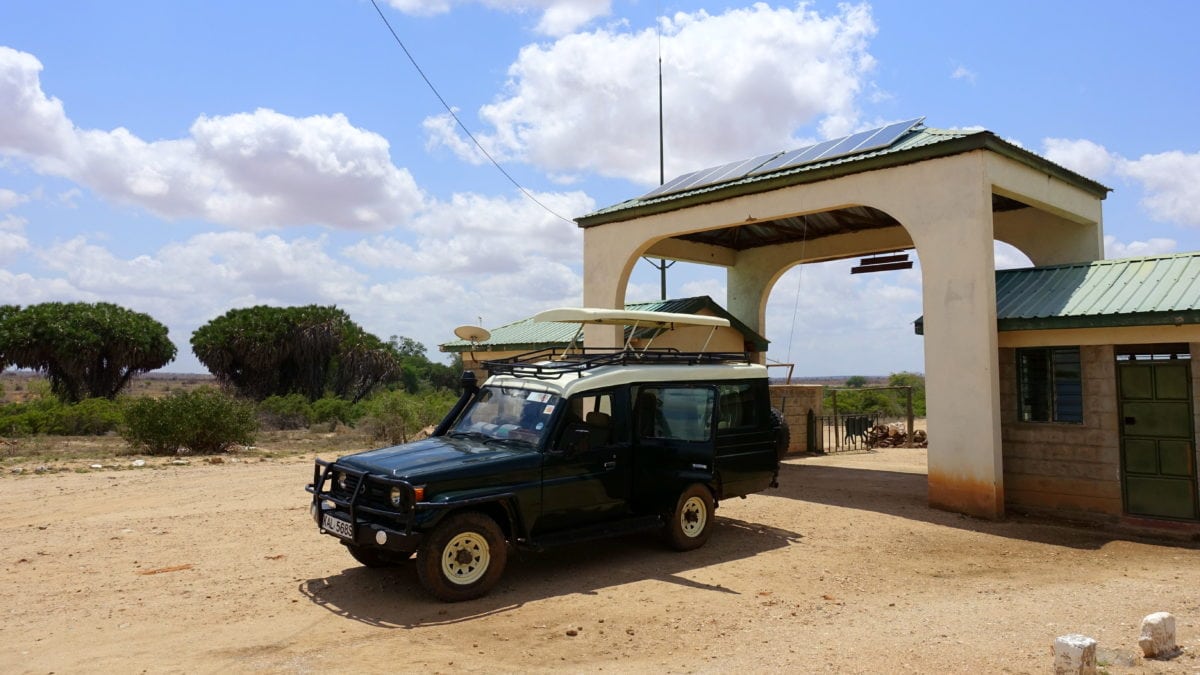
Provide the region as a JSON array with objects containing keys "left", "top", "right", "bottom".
[
  {"left": 663, "top": 484, "right": 715, "bottom": 551},
  {"left": 417, "top": 512, "right": 507, "bottom": 602}
]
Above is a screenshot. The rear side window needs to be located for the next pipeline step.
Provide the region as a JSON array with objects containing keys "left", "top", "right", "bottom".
[
  {"left": 635, "top": 386, "right": 714, "bottom": 442},
  {"left": 717, "top": 382, "right": 760, "bottom": 430}
]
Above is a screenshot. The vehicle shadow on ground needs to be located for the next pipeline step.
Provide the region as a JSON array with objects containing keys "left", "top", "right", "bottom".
[
  {"left": 776, "top": 461, "right": 1199, "bottom": 551},
  {"left": 298, "top": 516, "right": 802, "bottom": 628}
]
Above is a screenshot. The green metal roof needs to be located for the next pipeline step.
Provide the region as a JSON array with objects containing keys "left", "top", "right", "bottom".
[
  {"left": 914, "top": 253, "right": 1200, "bottom": 334},
  {"left": 440, "top": 296, "right": 769, "bottom": 353},
  {"left": 577, "top": 124, "right": 1110, "bottom": 228}
]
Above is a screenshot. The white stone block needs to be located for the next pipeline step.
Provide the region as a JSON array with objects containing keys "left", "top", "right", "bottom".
[
  {"left": 1053, "top": 634, "right": 1097, "bottom": 675},
  {"left": 1138, "top": 611, "right": 1178, "bottom": 658}
]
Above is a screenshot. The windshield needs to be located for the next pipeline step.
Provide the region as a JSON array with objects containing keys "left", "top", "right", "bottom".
[{"left": 451, "top": 386, "right": 560, "bottom": 447}]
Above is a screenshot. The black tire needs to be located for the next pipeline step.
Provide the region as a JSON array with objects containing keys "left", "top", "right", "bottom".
[
  {"left": 771, "top": 408, "right": 791, "bottom": 459},
  {"left": 343, "top": 543, "right": 411, "bottom": 568},
  {"left": 663, "top": 484, "right": 715, "bottom": 551},
  {"left": 416, "top": 512, "right": 507, "bottom": 602}
]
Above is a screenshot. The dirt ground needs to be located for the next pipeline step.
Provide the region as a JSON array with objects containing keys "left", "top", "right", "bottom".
[{"left": 4, "top": 447, "right": 1200, "bottom": 674}]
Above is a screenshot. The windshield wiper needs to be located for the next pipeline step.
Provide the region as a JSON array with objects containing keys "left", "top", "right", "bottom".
[
  {"left": 448, "top": 430, "right": 488, "bottom": 442},
  {"left": 484, "top": 436, "right": 534, "bottom": 448}
]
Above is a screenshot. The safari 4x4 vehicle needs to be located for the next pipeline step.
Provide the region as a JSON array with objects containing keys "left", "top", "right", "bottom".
[{"left": 307, "top": 309, "right": 786, "bottom": 602}]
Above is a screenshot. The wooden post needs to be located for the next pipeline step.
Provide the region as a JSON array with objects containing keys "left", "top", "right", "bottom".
[{"left": 905, "top": 386, "right": 914, "bottom": 447}]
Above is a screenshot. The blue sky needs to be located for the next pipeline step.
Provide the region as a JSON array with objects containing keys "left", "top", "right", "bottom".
[{"left": 1, "top": 1, "right": 1197, "bottom": 376}]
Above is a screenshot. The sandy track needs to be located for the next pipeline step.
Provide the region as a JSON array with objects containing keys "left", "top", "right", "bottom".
[{"left": 3, "top": 448, "right": 1200, "bottom": 673}]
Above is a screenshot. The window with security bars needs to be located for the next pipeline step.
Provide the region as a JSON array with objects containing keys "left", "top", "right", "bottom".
[{"left": 1017, "top": 347, "right": 1083, "bottom": 423}]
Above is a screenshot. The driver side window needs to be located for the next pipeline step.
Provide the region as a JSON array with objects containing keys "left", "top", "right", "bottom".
[{"left": 566, "top": 392, "right": 615, "bottom": 447}]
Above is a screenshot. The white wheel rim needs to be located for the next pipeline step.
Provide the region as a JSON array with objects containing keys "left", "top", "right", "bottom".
[
  {"left": 680, "top": 496, "right": 707, "bottom": 538},
  {"left": 442, "top": 531, "right": 490, "bottom": 585}
]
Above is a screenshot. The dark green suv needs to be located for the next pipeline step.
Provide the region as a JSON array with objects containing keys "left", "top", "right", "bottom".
[{"left": 307, "top": 348, "right": 785, "bottom": 602}]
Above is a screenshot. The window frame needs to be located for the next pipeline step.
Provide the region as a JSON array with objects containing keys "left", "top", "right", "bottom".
[{"left": 1016, "top": 346, "right": 1083, "bottom": 424}]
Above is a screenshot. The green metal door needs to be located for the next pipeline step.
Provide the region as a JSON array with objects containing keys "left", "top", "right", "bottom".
[{"left": 1118, "top": 358, "right": 1197, "bottom": 520}]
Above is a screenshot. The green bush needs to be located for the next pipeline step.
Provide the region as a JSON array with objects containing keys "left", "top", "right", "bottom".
[
  {"left": 122, "top": 387, "right": 257, "bottom": 455},
  {"left": 43, "top": 397, "right": 124, "bottom": 435},
  {"left": 361, "top": 389, "right": 456, "bottom": 445},
  {"left": 257, "top": 394, "right": 313, "bottom": 430},
  {"left": 0, "top": 396, "right": 123, "bottom": 436},
  {"left": 310, "top": 395, "right": 361, "bottom": 429}
]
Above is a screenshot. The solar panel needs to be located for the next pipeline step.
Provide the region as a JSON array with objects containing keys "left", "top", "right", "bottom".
[
  {"left": 752, "top": 116, "right": 925, "bottom": 176},
  {"left": 640, "top": 117, "right": 925, "bottom": 200},
  {"left": 642, "top": 151, "right": 779, "bottom": 200}
]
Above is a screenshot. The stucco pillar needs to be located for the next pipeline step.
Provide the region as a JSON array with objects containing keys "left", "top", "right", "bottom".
[
  {"left": 728, "top": 256, "right": 776, "bottom": 339},
  {"left": 908, "top": 187, "right": 1005, "bottom": 519},
  {"left": 581, "top": 221, "right": 643, "bottom": 348}
]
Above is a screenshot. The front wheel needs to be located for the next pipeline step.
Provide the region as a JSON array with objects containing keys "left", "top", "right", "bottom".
[
  {"left": 663, "top": 484, "right": 715, "bottom": 551},
  {"left": 416, "top": 512, "right": 507, "bottom": 602}
]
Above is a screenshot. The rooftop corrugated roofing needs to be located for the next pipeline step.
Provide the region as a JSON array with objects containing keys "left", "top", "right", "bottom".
[
  {"left": 916, "top": 253, "right": 1200, "bottom": 333},
  {"left": 994, "top": 253, "right": 1200, "bottom": 330},
  {"left": 440, "top": 296, "right": 768, "bottom": 352},
  {"left": 578, "top": 124, "right": 1109, "bottom": 227}
]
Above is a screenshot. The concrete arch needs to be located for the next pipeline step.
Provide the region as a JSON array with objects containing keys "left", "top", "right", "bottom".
[{"left": 580, "top": 136, "right": 1108, "bottom": 521}]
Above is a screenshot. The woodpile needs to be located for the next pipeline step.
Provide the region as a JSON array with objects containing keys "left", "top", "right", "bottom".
[{"left": 866, "top": 423, "right": 928, "bottom": 448}]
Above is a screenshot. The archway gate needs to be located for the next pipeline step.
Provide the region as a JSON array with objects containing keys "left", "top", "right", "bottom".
[{"left": 575, "top": 121, "right": 1109, "bottom": 519}]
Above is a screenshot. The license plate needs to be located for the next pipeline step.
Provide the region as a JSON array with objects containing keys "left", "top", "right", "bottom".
[{"left": 321, "top": 513, "right": 354, "bottom": 540}]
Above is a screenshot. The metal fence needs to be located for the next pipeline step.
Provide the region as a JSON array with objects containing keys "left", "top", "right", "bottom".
[{"left": 807, "top": 411, "right": 880, "bottom": 453}]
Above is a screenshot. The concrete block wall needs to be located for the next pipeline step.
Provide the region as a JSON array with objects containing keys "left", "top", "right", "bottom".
[
  {"left": 770, "top": 384, "right": 824, "bottom": 454},
  {"left": 999, "top": 345, "right": 1123, "bottom": 521}
]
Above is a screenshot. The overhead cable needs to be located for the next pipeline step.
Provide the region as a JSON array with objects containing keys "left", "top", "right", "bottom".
[{"left": 368, "top": 0, "right": 573, "bottom": 224}]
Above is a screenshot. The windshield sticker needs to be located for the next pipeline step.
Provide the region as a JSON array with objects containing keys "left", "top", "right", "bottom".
[
  {"left": 526, "top": 392, "right": 552, "bottom": 403},
  {"left": 543, "top": 405, "right": 555, "bottom": 415}
]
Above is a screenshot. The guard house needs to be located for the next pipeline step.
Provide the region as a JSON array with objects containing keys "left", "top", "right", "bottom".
[
  {"left": 575, "top": 118, "right": 1110, "bottom": 520},
  {"left": 921, "top": 254, "right": 1200, "bottom": 527}
]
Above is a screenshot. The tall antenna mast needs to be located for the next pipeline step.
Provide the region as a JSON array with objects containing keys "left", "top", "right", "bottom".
[{"left": 644, "top": 5, "right": 675, "bottom": 300}]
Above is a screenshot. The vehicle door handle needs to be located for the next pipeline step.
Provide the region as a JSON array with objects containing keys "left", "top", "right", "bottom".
[{"left": 604, "top": 461, "right": 616, "bottom": 470}]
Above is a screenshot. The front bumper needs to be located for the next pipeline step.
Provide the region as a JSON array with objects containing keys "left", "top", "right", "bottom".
[{"left": 306, "top": 459, "right": 425, "bottom": 553}]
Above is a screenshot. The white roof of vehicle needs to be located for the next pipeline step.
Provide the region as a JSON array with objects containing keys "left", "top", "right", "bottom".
[
  {"left": 532, "top": 307, "right": 730, "bottom": 329},
  {"left": 485, "top": 361, "right": 768, "bottom": 398}
]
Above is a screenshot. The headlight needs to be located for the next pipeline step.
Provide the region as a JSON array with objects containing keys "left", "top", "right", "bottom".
[
  {"left": 336, "top": 471, "right": 349, "bottom": 491},
  {"left": 389, "top": 486, "right": 404, "bottom": 507}
]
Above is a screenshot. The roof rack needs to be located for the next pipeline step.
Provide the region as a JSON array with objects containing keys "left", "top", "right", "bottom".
[{"left": 482, "top": 347, "right": 751, "bottom": 380}]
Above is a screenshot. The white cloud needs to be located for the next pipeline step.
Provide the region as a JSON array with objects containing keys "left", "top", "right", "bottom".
[
  {"left": 384, "top": 0, "right": 611, "bottom": 36},
  {"left": 0, "top": 187, "right": 31, "bottom": 210},
  {"left": 343, "top": 189, "right": 591, "bottom": 276},
  {"left": 1104, "top": 234, "right": 1176, "bottom": 258},
  {"left": 1042, "top": 137, "right": 1115, "bottom": 179},
  {"left": 994, "top": 241, "right": 1032, "bottom": 270},
  {"left": 0, "top": 230, "right": 29, "bottom": 263},
  {"left": 0, "top": 214, "right": 28, "bottom": 231},
  {"left": 764, "top": 259, "right": 924, "bottom": 373},
  {"left": 0, "top": 48, "right": 426, "bottom": 231},
  {"left": 1043, "top": 138, "right": 1200, "bottom": 229},
  {"left": 0, "top": 47, "right": 77, "bottom": 172},
  {"left": 57, "top": 187, "right": 81, "bottom": 207},
  {"left": 427, "top": 3, "right": 878, "bottom": 184},
  {"left": 1118, "top": 151, "right": 1200, "bottom": 227},
  {"left": 950, "top": 64, "right": 976, "bottom": 83}
]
